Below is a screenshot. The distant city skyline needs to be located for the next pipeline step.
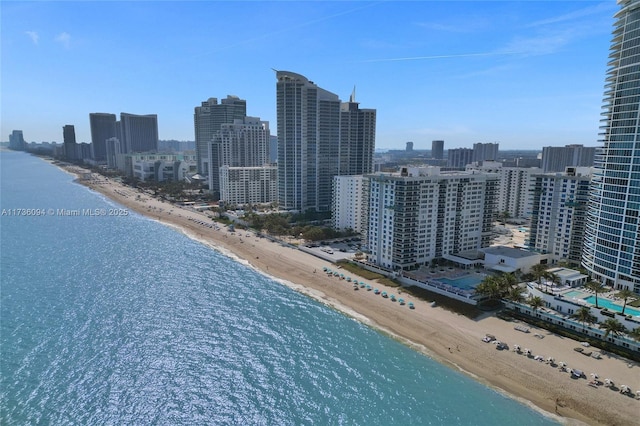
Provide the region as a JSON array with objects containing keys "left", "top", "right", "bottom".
[{"left": 1, "top": 1, "right": 615, "bottom": 150}]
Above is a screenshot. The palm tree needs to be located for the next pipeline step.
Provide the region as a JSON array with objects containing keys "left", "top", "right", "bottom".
[
  {"left": 572, "top": 306, "right": 597, "bottom": 334},
  {"left": 530, "top": 264, "right": 548, "bottom": 287},
  {"left": 585, "top": 280, "right": 606, "bottom": 308},
  {"left": 528, "top": 296, "right": 544, "bottom": 313},
  {"left": 627, "top": 327, "right": 640, "bottom": 342},
  {"left": 499, "top": 273, "right": 518, "bottom": 290},
  {"left": 506, "top": 285, "right": 526, "bottom": 303},
  {"left": 475, "top": 276, "right": 502, "bottom": 301},
  {"left": 615, "top": 288, "right": 636, "bottom": 315},
  {"left": 601, "top": 318, "right": 627, "bottom": 339}
]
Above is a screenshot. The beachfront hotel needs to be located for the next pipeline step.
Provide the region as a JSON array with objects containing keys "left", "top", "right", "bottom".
[
  {"left": 193, "top": 96, "right": 247, "bottom": 180},
  {"left": 583, "top": 0, "right": 640, "bottom": 294},
  {"left": 529, "top": 167, "right": 592, "bottom": 266},
  {"left": 118, "top": 113, "right": 159, "bottom": 154},
  {"left": 275, "top": 70, "right": 376, "bottom": 212},
  {"left": 366, "top": 166, "right": 498, "bottom": 271}
]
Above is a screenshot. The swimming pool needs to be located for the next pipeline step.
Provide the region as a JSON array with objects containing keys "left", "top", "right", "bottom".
[
  {"left": 438, "top": 275, "right": 485, "bottom": 290},
  {"left": 583, "top": 296, "right": 640, "bottom": 317},
  {"left": 564, "top": 290, "right": 586, "bottom": 299}
]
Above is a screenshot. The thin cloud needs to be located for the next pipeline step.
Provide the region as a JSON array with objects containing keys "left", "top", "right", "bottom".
[
  {"left": 355, "top": 51, "right": 519, "bottom": 64},
  {"left": 25, "top": 31, "right": 39, "bottom": 45},
  {"left": 55, "top": 32, "right": 71, "bottom": 49},
  {"left": 526, "top": 2, "right": 615, "bottom": 28}
]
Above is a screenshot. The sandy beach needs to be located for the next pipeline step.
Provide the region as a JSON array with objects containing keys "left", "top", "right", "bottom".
[{"left": 65, "top": 164, "right": 639, "bottom": 426}]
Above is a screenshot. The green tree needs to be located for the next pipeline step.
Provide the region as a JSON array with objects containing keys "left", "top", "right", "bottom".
[
  {"left": 475, "top": 276, "right": 502, "bottom": 301},
  {"left": 585, "top": 281, "right": 606, "bottom": 308},
  {"left": 530, "top": 264, "right": 548, "bottom": 286},
  {"left": 528, "top": 296, "right": 544, "bottom": 312},
  {"left": 601, "top": 318, "right": 627, "bottom": 339},
  {"left": 615, "top": 288, "right": 636, "bottom": 315},
  {"left": 506, "top": 285, "right": 526, "bottom": 303},
  {"left": 572, "top": 306, "right": 597, "bottom": 334},
  {"left": 627, "top": 327, "right": 640, "bottom": 342}
]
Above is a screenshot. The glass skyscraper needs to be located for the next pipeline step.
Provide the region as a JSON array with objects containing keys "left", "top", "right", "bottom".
[{"left": 583, "top": 0, "right": 640, "bottom": 293}]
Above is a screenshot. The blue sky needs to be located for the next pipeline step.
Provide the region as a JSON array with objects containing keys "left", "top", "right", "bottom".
[{"left": 1, "top": 1, "right": 615, "bottom": 150}]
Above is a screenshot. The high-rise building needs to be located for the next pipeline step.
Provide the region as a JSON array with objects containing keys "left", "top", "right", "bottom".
[
  {"left": 332, "top": 175, "right": 369, "bottom": 234},
  {"left": 583, "top": 0, "right": 640, "bottom": 292},
  {"left": 339, "top": 93, "right": 376, "bottom": 176},
  {"left": 541, "top": 144, "right": 596, "bottom": 172},
  {"left": 431, "top": 140, "right": 444, "bottom": 160},
  {"left": 366, "top": 166, "right": 498, "bottom": 270},
  {"left": 194, "top": 96, "right": 247, "bottom": 176},
  {"left": 219, "top": 165, "right": 278, "bottom": 206},
  {"left": 447, "top": 148, "right": 473, "bottom": 168},
  {"left": 276, "top": 71, "right": 375, "bottom": 212},
  {"left": 89, "top": 113, "right": 116, "bottom": 161},
  {"left": 208, "top": 116, "right": 271, "bottom": 202},
  {"left": 529, "top": 167, "right": 592, "bottom": 265},
  {"left": 473, "top": 142, "right": 499, "bottom": 162},
  {"left": 119, "top": 113, "right": 158, "bottom": 153},
  {"left": 466, "top": 161, "right": 541, "bottom": 219},
  {"left": 63, "top": 125, "right": 77, "bottom": 161},
  {"left": 8, "top": 130, "right": 25, "bottom": 151}
]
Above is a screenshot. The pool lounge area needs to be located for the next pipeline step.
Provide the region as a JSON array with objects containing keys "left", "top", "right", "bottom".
[{"left": 583, "top": 296, "right": 640, "bottom": 317}]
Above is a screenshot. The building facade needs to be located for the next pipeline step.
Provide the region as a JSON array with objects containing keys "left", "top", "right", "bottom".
[
  {"left": 339, "top": 96, "right": 376, "bottom": 176},
  {"left": 332, "top": 175, "right": 369, "bottom": 234},
  {"left": 466, "top": 161, "right": 541, "bottom": 219},
  {"left": 219, "top": 166, "right": 277, "bottom": 206},
  {"left": 447, "top": 148, "right": 473, "bottom": 168},
  {"left": 119, "top": 113, "right": 158, "bottom": 153},
  {"left": 276, "top": 71, "right": 376, "bottom": 212},
  {"left": 89, "top": 113, "right": 117, "bottom": 162},
  {"left": 473, "top": 142, "right": 499, "bottom": 162},
  {"left": 9, "top": 130, "right": 26, "bottom": 151},
  {"left": 583, "top": 0, "right": 640, "bottom": 293},
  {"left": 366, "top": 166, "right": 498, "bottom": 271},
  {"left": 63, "top": 125, "right": 77, "bottom": 161},
  {"left": 431, "top": 140, "right": 444, "bottom": 160},
  {"left": 117, "top": 152, "right": 196, "bottom": 179},
  {"left": 194, "top": 96, "right": 247, "bottom": 176},
  {"left": 208, "top": 116, "right": 270, "bottom": 200},
  {"left": 541, "top": 144, "right": 596, "bottom": 172},
  {"left": 529, "top": 167, "right": 592, "bottom": 265}
]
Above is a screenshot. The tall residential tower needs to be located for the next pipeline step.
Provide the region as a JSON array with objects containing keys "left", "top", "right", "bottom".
[
  {"left": 276, "top": 71, "right": 376, "bottom": 212},
  {"left": 194, "top": 96, "right": 247, "bottom": 177},
  {"left": 89, "top": 113, "right": 117, "bottom": 161},
  {"left": 583, "top": 0, "right": 640, "bottom": 293}
]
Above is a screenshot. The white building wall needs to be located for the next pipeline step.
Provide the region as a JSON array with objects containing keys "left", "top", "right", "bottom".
[
  {"left": 219, "top": 165, "right": 277, "bottom": 206},
  {"left": 332, "top": 175, "right": 367, "bottom": 233}
]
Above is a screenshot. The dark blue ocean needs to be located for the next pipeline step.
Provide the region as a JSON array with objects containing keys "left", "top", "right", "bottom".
[{"left": 0, "top": 151, "right": 558, "bottom": 425}]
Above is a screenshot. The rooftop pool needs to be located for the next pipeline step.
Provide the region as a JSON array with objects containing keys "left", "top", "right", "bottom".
[
  {"left": 438, "top": 274, "right": 485, "bottom": 290},
  {"left": 583, "top": 296, "right": 640, "bottom": 317},
  {"left": 564, "top": 290, "right": 586, "bottom": 299}
]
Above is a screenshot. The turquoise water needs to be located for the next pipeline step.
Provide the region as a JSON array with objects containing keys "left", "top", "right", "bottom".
[
  {"left": 564, "top": 290, "right": 586, "bottom": 298},
  {"left": 583, "top": 296, "right": 640, "bottom": 317},
  {"left": 0, "top": 152, "right": 557, "bottom": 425},
  {"left": 439, "top": 274, "right": 485, "bottom": 290}
]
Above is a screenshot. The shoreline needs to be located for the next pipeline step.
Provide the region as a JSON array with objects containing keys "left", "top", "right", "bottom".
[{"left": 56, "top": 161, "right": 638, "bottom": 426}]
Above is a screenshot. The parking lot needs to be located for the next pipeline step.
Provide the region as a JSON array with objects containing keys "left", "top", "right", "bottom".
[{"left": 301, "top": 238, "right": 363, "bottom": 262}]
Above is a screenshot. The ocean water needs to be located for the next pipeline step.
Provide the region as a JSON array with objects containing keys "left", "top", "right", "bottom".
[{"left": 0, "top": 151, "right": 558, "bottom": 425}]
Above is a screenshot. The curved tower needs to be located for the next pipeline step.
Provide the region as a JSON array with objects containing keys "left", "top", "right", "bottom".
[{"left": 582, "top": 0, "right": 640, "bottom": 292}]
